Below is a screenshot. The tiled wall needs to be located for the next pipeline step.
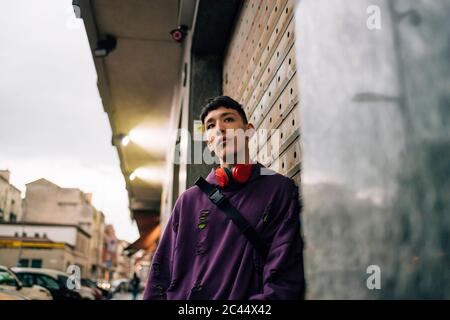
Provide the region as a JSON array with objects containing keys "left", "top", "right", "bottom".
[{"left": 223, "top": 0, "right": 301, "bottom": 183}]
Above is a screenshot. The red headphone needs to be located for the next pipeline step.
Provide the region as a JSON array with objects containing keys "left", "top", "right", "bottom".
[{"left": 215, "top": 164, "right": 254, "bottom": 188}]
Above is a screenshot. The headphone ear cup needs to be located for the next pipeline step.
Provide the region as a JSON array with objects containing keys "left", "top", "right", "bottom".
[
  {"left": 215, "top": 167, "right": 229, "bottom": 187},
  {"left": 232, "top": 164, "right": 253, "bottom": 184}
]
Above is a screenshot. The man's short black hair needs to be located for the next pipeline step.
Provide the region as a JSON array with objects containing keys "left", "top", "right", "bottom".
[{"left": 200, "top": 96, "right": 248, "bottom": 125}]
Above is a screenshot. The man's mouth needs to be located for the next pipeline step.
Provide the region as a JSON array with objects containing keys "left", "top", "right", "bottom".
[{"left": 217, "top": 136, "right": 229, "bottom": 148}]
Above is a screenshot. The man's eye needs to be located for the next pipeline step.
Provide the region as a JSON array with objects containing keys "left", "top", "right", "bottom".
[
  {"left": 206, "top": 123, "right": 214, "bottom": 129},
  {"left": 224, "top": 117, "right": 234, "bottom": 122}
]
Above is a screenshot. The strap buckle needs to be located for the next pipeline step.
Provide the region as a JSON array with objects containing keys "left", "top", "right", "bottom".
[{"left": 208, "top": 188, "right": 226, "bottom": 207}]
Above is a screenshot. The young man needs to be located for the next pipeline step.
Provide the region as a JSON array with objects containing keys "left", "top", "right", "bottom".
[{"left": 143, "top": 96, "right": 305, "bottom": 300}]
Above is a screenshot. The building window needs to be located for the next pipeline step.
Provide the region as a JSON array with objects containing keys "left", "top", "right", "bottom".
[
  {"left": 18, "top": 259, "right": 29, "bottom": 267},
  {"left": 31, "top": 259, "right": 42, "bottom": 268},
  {"left": 34, "top": 233, "right": 40, "bottom": 238},
  {"left": 0, "top": 209, "right": 3, "bottom": 222},
  {"left": 9, "top": 213, "right": 17, "bottom": 222},
  {"left": 91, "top": 265, "right": 97, "bottom": 274}
]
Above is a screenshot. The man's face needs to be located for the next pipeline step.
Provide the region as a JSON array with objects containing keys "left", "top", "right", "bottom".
[{"left": 204, "top": 107, "right": 254, "bottom": 163}]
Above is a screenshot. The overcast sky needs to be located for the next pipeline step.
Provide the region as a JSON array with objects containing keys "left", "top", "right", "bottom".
[{"left": 0, "top": 0, "right": 139, "bottom": 242}]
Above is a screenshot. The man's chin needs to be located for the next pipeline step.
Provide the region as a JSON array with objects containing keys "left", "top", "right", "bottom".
[
  {"left": 217, "top": 150, "right": 234, "bottom": 164},
  {"left": 219, "top": 151, "right": 247, "bottom": 164}
]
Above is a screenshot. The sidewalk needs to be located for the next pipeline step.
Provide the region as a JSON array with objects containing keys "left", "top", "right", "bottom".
[{"left": 111, "top": 292, "right": 144, "bottom": 300}]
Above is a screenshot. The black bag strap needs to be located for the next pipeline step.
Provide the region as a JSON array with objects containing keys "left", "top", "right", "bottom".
[{"left": 194, "top": 176, "right": 269, "bottom": 260}]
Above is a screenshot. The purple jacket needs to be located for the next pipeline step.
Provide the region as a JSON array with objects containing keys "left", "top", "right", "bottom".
[{"left": 143, "top": 163, "right": 305, "bottom": 300}]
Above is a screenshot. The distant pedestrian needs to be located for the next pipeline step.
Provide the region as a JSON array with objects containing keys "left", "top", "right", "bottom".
[{"left": 130, "top": 273, "right": 141, "bottom": 300}]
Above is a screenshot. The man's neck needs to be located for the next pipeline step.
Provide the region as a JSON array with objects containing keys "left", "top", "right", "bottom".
[{"left": 220, "top": 148, "right": 252, "bottom": 169}]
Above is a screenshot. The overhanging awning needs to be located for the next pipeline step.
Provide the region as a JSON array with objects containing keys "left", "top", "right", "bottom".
[{"left": 124, "top": 224, "right": 160, "bottom": 256}]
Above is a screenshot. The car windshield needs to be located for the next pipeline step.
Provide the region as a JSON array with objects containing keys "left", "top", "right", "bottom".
[
  {"left": 57, "top": 275, "right": 71, "bottom": 289},
  {"left": 35, "top": 274, "right": 60, "bottom": 290},
  {"left": 15, "top": 273, "right": 33, "bottom": 287},
  {"left": 0, "top": 270, "right": 17, "bottom": 287}
]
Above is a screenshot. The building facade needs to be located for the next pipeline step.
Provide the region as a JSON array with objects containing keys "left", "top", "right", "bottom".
[
  {"left": 0, "top": 222, "right": 91, "bottom": 276},
  {"left": 0, "top": 170, "right": 23, "bottom": 223},
  {"left": 89, "top": 209, "right": 106, "bottom": 279},
  {"left": 114, "top": 240, "right": 132, "bottom": 280},
  {"left": 0, "top": 178, "right": 107, "bottom": 279},
  {"left": 23, "top": 179, "right": 94, "bottom": 230}
]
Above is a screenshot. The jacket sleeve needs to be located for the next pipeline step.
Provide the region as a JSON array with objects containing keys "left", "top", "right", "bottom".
[
  {"left": 249, "top": 181, "right": 305, "bottom": 300},
  {"left": 142, "top": 203, "right": 180, "bottom": 300}
]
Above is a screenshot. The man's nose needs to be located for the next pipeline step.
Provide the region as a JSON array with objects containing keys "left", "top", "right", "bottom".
[{"left": 216, "top": 120, "right": 226, "bottom": 134}]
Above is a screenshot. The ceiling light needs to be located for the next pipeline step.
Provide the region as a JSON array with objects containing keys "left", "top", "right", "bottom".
[
  {"left": 112, "top": 133, "right": 130, "bottom": 147},
  {"left": 121, "top": 135, "right": 130, "bottom": 147}
]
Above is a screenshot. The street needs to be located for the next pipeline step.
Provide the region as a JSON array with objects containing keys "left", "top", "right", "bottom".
[{"left": 111, "top": 292, "right": 144, "bottom": 300}]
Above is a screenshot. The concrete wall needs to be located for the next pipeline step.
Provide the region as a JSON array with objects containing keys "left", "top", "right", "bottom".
[
  {"left": 160, "top": 0, "right": 241, "bottom": 231},
  {"left": 89, "top": 210, "right": 105, "bottom": 277},
  {"left": 24, "top": 180, "right": 94, "bottom": 234},
  {"left": 75, "top": 231, "right": 89, "bottom": 257},
  {"left": 0, "top": 224, "right": 77, "bottom": 247},
  {"left": 0, "top": 223, "right": 91, "bottom": 276},
  {"left": 0, "top": 247, "right": 68, "bottom": 272},
  {"left": 24, "top": 180, "right": 75, "bottom": 225},
  {"left": 295, "top": 0, "right": 450, "bottom": 299},
  {"left": 159, "top": 23, "right": 194, "bottom": 232}
]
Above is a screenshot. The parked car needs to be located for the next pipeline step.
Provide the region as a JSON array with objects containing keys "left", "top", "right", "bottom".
[
  {"left": 76, "top": 285, "right": 97, "bottom": 300},
  {"left": 81, "top": 278, "right": 110, "bottom": 300},
  {"left": 93, "top": 279, "right": 113, "bottom": 299},
  {"left": 78, "top": 279, "right": 102, "bottom": 300},
  {"left": 12, "top": 267, "right": 82, "bottom": 300},
  {"left": 17, "top": 267, "right": 96, "bottom": 300},
  {"left": 0, "top": 266, "right": 52, "bottom": 300}
]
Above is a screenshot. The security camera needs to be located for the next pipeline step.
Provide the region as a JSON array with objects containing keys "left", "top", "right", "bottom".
[
  {"left": 94, "top": 34, "right": 117, "bottom": 57},
  {"left": 170, "top": 25, "right": 188, "bottom": 43}
]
